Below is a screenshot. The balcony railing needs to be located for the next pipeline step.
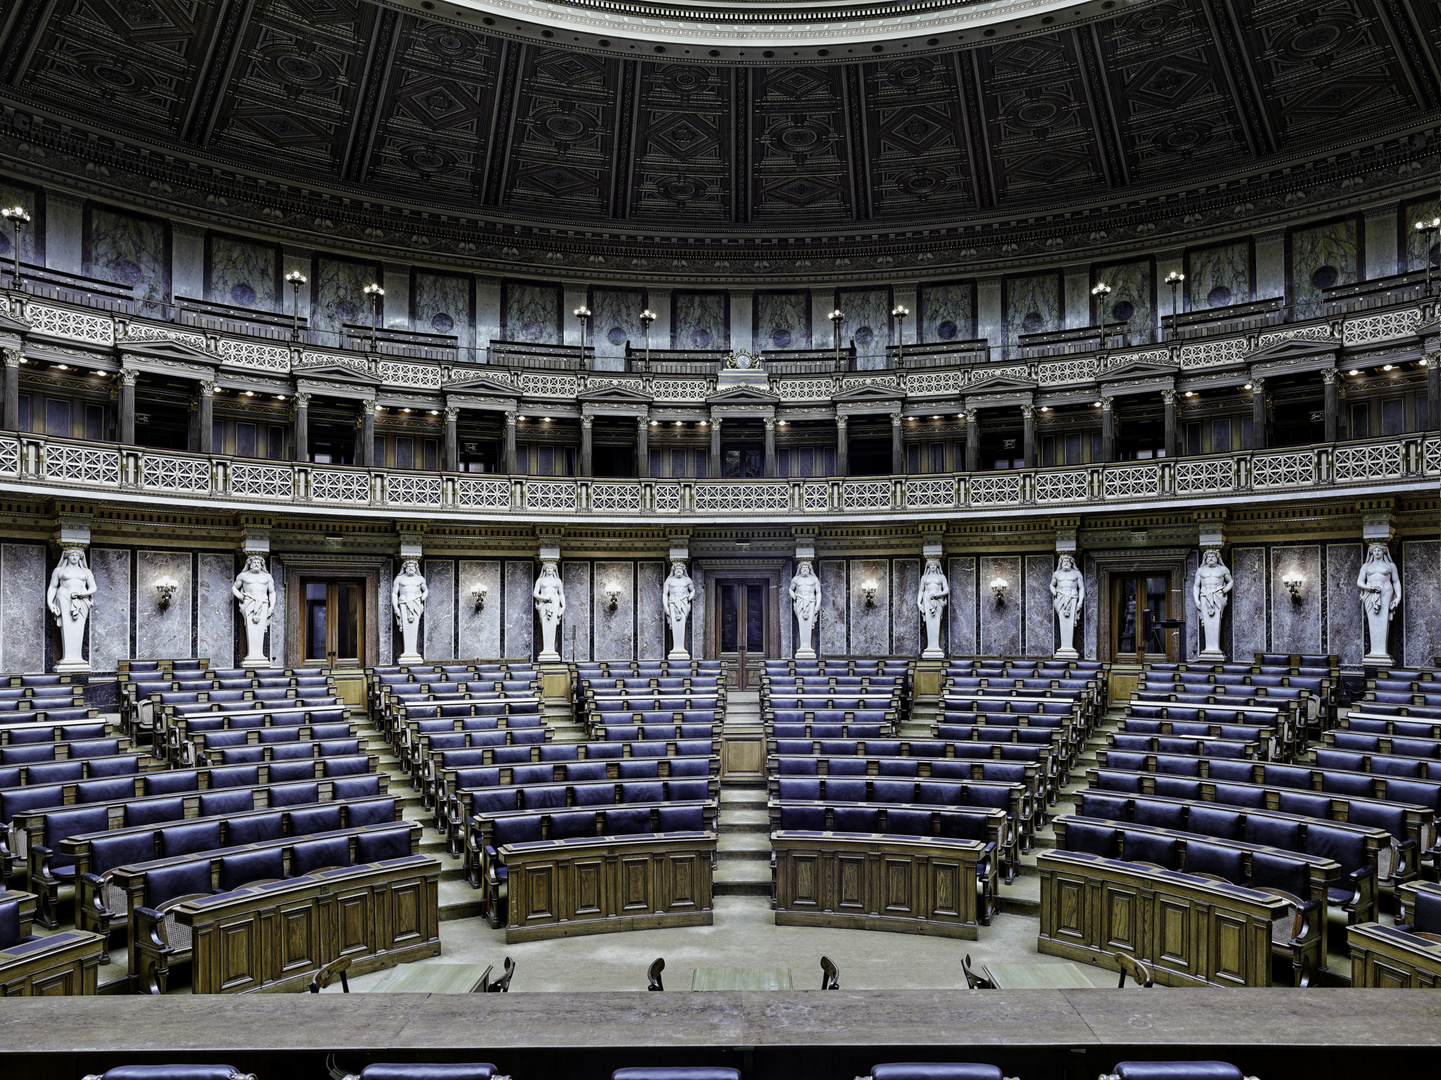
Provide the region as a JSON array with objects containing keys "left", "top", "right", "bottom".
[{"left": 1, "top": 431, "right": 1435, "bottom": 521}]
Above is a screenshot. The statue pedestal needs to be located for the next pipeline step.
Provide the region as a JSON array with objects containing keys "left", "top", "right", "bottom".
[
  {"left": 538, "top": 649, "right": 560, "bottom": 663},
  {"left": 921, "top": 647, "right": 945, "bottom": 660},
  {"left": 1362, "top": 652, "right": 1394, "bottom": 667},
  {"left": 53, "top": 659, "right": 90, "bottom": 674},
  {"left": 1053, "top": 647, "right": 1078, "bottom": 660},
  {"left": 667, "top": 648, "right": 690, "bottom": 661},
  {"left": 794, "top": 648, "right": 816, "bottom": 660},
  {"left": 1198, "top": 648, "right": 1226, "bottom": 662},
  {"left": 397, "top": 652, "right": 423, "bottom": 666},
  {"left": 241, "top": 653, "right": 269, "bottom": 668}
]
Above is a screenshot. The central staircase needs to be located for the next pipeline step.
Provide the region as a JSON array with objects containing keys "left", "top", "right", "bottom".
[{"left": 713, "top": 688, "right": 772, "bottom": 897}]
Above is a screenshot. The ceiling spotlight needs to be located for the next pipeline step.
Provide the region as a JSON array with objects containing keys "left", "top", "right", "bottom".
[
  {"left": 542, "top": 417, "right": 552, "bottom": 422},
  {"left": 1348, "top": 369, "right": 1360, "bottom": 376},
  {"left": 92, "top": 369, "right": 107, "bottom": 376},
  {"left": 54, "top": 363, "right": 69, "bottom": 371},
  {"left": 1243, "top": 383, "right": 1252, "bottom": 390},
  {"left": 650, "top": 420, "right": 659, "bottom": 426},
  {"left": 275, "top": 394, "right": 286, "bottom": 401},
  {"left": 1184, "top": 390, "right": 1195, "bottom": 397},
  {"left": 674, "top": 420, "right": 683, "bottom": 426},
  {"left": 777, "top": 420, "right": 787, "bottom": 426},
  {"left": 1039, "top": 406, "right": 1051, "bottom": 413},
  {"left": 517, "top": 415, "right": 526, "bottom": 421},
  {"left": 429, "top": 409, "right": 439, "bottom": 415},
  {"left": 930, "top": 415, "right": 941, "bottom": 420},
  {"left": 699, "top": 420, "right": 708, "bottom": 427},
  {"left": 242, "top": 390, "right": 255, "bottom": 397},
  {"left": 1421, "top": 358, "right": 1430, "bottom": 367},
  {"left": 1092, "top": 401, "right": 1102, "bottom": 407},
  {"left": 1382, "top": 364, "right": 1395, "bottom": 372}
]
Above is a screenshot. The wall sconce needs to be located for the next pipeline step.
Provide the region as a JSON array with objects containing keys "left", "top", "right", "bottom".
[
  {"left": 605, "top": 581, "right": 621, "bottom": 610},
  {"left": 1282, "top": 574, "right": 1305, "bottom": 602},
  {"left": 471, "top": 583, "right": 488, "bottom": 611},
  {"left": 156, "top": 580, "right": 177, "bottom": 610},
  {"left": 861, "top": 580, "right": 878, "bottom": 607},
  {"left": 991, "top": 578, "right": 1008, "bottom": 604}
]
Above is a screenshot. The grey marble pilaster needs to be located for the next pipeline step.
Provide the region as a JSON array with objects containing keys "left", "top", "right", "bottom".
[
  {"left": 459, "top": 561, "right": 503, "bottom": 660},
  {"left": 1229, "top": 547, "right": 1267, "bottom": 662},
  {"left": 560, "top": 562, "right": 591, "bottom": 662},
  {"left": 1024, "top": 554, "right": 1055, "bottom": 657},
  {"left": 1326, "top": 543, "right": 1365, "bottom": 665},
  {"left": 779, "top": 559, "right": 793, "bottom": 659},
  {"left": 196, "top": 553, "right": 235, "bottom": 670},
  {"left": 818, "top": 560, "right": 848, "bottom": 656},
  {"left": 1270, "top": 546, "right": 1321, "bottom": 655},
  {"left": 423, "top": 559, "right": 456, "bottom": 661},
  {"left": 89, "top": 547, "right": 131, "bottom": 674},
  {"left": 637, "top": 561, "right": 665, "bottom": 660},
  {"left": 2, "top": 544, "right": 46, "bottom": 673},
  {"left": 947, "top": 557, "right": 977, "bottom": 657},
  {"left": 1182, "top": 551, "right": 1198, "bottom": 661},
  {"left": 850, "top": 558, "right": 889, "bottom": 656},
  {"left": 137, "top": 550, "right": 193, "bottom": 659},
  {"left": 892, "top": 559, "right": 920, "bottom": 656},
  {"left": 1083, "top": 555, "right": 1098, "bottom": 660},
  {"left": 503, "top": 561, "right": 534, "bottom": 660},
  {"left": 692, "top": 565, "right": 707, "bottom": 660},
  {"left": 270, "top": 557, "right": 286, "bottom": 667},
  {"left": 594, "top": 561, "right": 635, "bottom": 661},
  {"left": 378, "top": 559, "right": 392, "bottom": 665},
  {"left": 1402, "top": 540, "right": 1438, "bottom": 668},
  {"left": 979, "top": 556, "right": 1022, "bottom": 656}
]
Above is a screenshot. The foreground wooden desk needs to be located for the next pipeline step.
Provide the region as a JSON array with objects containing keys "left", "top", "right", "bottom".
[
  {"left": 366, "top": 963, "right": 490, "bottom": 994},
  {"left": 982, "top": 961, "right": 1111, "bottom": 990},
  {"left": 691, "top": 967, "right": 791, "bottom": 991}
]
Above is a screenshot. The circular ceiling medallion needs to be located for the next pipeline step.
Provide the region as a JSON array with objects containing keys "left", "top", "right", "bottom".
[
  {"left": 424, "top": 25, "right": 482, "bottom": 59},
  {"left": 260, "top": 46, "right": 339, "bottom": 90},
  {"left": 658, "top": 176, "right": 708, "bottom": 203},
  {"left": 658, "top": 65, "right": 708, "bottom": 95},
  {"left": 540, "top": 111, "right": 589, "bottom": 141},
  {"left": 400, "top": 144, "right": 456, "bottom": 175},
  {"left": 884, "top": 57, "right": 935, "bottom": 90}
]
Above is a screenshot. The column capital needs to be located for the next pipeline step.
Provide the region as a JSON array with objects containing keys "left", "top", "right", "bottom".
[
  {"left": 1021, "top": 403, "right": 1035, "bottom": 418},
  {"left": 2, "top": 348, "right": 20, "bottom": 368},
  {"left": 1249, "top": 375, "right": 1265, "bottom": 390},
  {"left": 964, "top": 407, "right": 977, "bottom": 423},
  {"left": 1161, "top": 388, "right": 1177, "bottom": 405},
  {"left": 504, "top": 409, "right": 517, "bottom": 424},
  {"left": 890, "top": 411, "right": 903, "bottom": 426},
  {"left": 835, "top": 413, "right": 848, "bottom": 427},
  {"left": 763, "top": 416, "right": 776, "bottom": 430},
  {"left": 581, "top": 414, "right": 594, "bottom": 429},
  {"left": 1100, "top": 396, "right": 1114, "bottom": 412},
  {"left": 444, "top": 405, "right": 459, "bottom": 422},
  {"left": 637, "top": 414, "right": 649, "bottom": 429},
  {"left": 199, "top": 380, "right": 216, "bottom": 397},
  {"left": 710, "top": 415, "right": 722, "bottom": 430},
  {"left": 120, "top": 369, "right": 138, "bottom": 386},
  {"left": 293, "top": 391, "right": 311, "bottom": 407},
  {"left": 1321, "top": 368, "right": 1337, "bottom": 385}
]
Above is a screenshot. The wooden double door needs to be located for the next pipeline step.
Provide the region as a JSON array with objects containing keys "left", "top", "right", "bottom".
[
  {"left": 715, "top": 579, "right": 770, "bottom": 662},
  {"left": 302, "top": 578, "right": 365, "bottom": 668}
]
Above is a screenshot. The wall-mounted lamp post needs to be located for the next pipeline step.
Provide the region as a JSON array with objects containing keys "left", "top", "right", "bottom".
[
  {"left": 1165, "top": 271, "right": 1184, "bottom": 342},
  {"left": 1, "top": 206, "right": 30, "bottom": 291},
  {"left": 829, "top": 308, "right": 844, "bottom": 370},
  {"left": 891, "top": 304, "right": 909, "bottom": 366},
  {"left": 1416, "top": 216, "right": 1440, "bottom": 297},
  {"left": 639, "top": 308, "right": 657, "bottom": 368},
  {"left": 363, "top": 283, "right": 384, "bottom": 352},
  {"left": 286, "top": 270, "right": 307, "bottom": 341},
  {"left": 1091, "top": 282, "right": 1112, "bottom": 349},
  {"left": 574, "top": 305, "right": 592, "bottom": 367},
  {"left": 990, "top": 578, "right": 1008, "bottom": 604},
  {"left": 471, "top": 582, "right": 488, "bottom": 611}
]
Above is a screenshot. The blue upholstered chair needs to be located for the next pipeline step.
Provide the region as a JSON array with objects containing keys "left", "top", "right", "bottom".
[
  {"left": 81, "top": 1067, "right": 256, "bottom": 1080},
  {"left": 1102, "top": 1064, "right": 1255, "bottom": 1080}
]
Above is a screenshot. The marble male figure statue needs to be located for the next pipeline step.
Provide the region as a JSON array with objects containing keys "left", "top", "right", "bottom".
[
  {"left": 1193, "top": 549, "right": 1234, "bottom": 660},
  {"left": 663, "top": 562, "right": 695, "bottom": 660},
  {"left": 789, "top": 560, "right": 821, "bottom": 659},
  {"left": 534, "top": 562, "right": 566, "bottom": 661},
  {"left": 1357, "top": 542, "right": 1402, "bottom": 665},
  {"left": 48, "top": 547, "right": 96, "bottom": 672},
  {"left": 392, "top": 559, "right": 429, "bottom": 664},
  {"left": 232, "top": 556, "right": 276, "bottom": 667},
  {"left": 917, "top": 558, "right": 950, "bottom": 659},
  {"left": 1050, "top": 555, "right": 1085, "bottom": 660}
]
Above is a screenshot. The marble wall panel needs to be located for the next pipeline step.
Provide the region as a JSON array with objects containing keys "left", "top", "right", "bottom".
[
  {"left": 1326, "top": 544, "right": 1365, "bottom": 665},
  {"left": 459, "top": 561, "right": 502, "bottom": 660},
  {"left": 1229, "top": 547, "right": 1267, "bottom": 662},
  {"left": 1024, "top": 554, "right": 1055, "bottom": 657},
  {"left": 475, "top": 277, "right": 503, "bottom": 347},
  {"left": 947, "top": 557, "right": 977, "bottom": 656},
  {"left": 209, "top": 236, "right": 278, "bottom": 311},
  {"left": 1290, "top": 219, "right": 1358, "bottom": 309},
  {"left": 1182, "top": 550, "right": 1198, "bottom": 661},
  {"left": 89, "top": 547, "right": 131, "bottom": 674},
  {"left": 849, "top": 558, "right": 889, "bottom": 655},
  {"left": 502, "top": 280, "right": 561, "bottom": 344},
  {"left": 560, "top": 562, "right": 591, "bottom": 662},
  {"left": 818, "top": 560, "right": 848, "bottom": 656},
  {"left": 0, "top": 183, "right": 39, "bottom": 266},
  {"left": 87, "top": 206, "right": 167, "bottom": 308},
  {"left": 136, "top": 551, "right": 193, "bottom": 659},
  {"left": 1188, "top": 241, "right": 1250, "bottom": 310},
  {"left": 424, "top": 559, "right": 456, "bottom": 660},
  {"left": 591, "top": 288, "right": 646, "bottom": 359},
  {"left": 1083, "top": 555, "right": 1098, "bottom": 660},
  {"left": 1270, "top": 546, "right": 1321, "bottom": 655},
  {"left": 672, "top": 291, "right": 729, "bottom": 350},
  {"left": 1096, "top": 259, "right": 1153, "bottom": 343},
  {"left": 377, "top": 559, "right": 392, "bottom": 665},
  {"left": 754, "top": 291, "right": 811, "bottom": 351},
  {"left": 1405, "top": 197, "right": 1440, "bottom": 272},
  {"left": 637, "top": 561, "right": 666, "bottom": 660},
  {"left": 836, "top": 287, "right": 891, "bottom": 365},
  {"left": 920, "top": 282, "right": 974, "bottom": 344},
  {"left": 1004, "top": 272, "right": 1061, "bottom": 343},
  {"left": 692, "top": 565, "right": 707, "bottom": 659},
  {"left": 2, "top": 544, "right": 46, "bottom": 674},
  {"left": 196, "top": 553, "right": 235, "bottom": 670},
  {"left": 594, "top": 561, "right": 635, "bottom": 661},
  {"left": 779, "top": 559, "right": 793, "bottom": 659},
  {"left": 979, "top": 556, "right": 1021, "bottom": 656},
  {"left": 503, "top": 561, "right": 534, "bottom": 660},
  {"left": 1402, "top": 540, "right": 1439, "bottom": 669},
  {"left": 892, "top": 559, "right": 921, "bottom": 656},
  {"left": 313, "top": 257, "right": 382, "bottom": 337},
  {"left": 414, "top": 272, "right": 472, "bottom": 346}
]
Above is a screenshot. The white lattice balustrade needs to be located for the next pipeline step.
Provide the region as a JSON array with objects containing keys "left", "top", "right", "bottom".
[
  {"left": 967, "top": 474, "right": 1022, "bottom": 506},
  {"left": 843, "top": 479, "right": 891, "bottom": 510},
  {"left": 0, "top": 438, "right": 19, "bottom": 475},
  {"left": 525, "top": 480, "right": 578, "bottom": 510},
  {"left": 456, "top": 478, "right": 510, "bottom": 509},
  {"left": 693, "top": 481, "right": 790, "bottom": 512},
  {"left": 1250, "top": 451, "right": 1313, "bottom": 489},
  {"left": 1333, "top": 442, "right": 1403, "bottom": 481},
  {"left": 388, "top": 474, "right": 443, "bottom": 506},
  {"left": 803, "top": 482, "right": 830, "bottom": 511},
  {"left": 1102, "top": 464, "right": 1158, "bottom": 499},
  {"left": 46, "top": 444, "right": 120, "bottom": 486},
  {"left": 1034, "top": 470, "right": 1088, "bottom": 503},
  {"left": 311, "top": 470, "right": 371, "bottom": 503},
  {"left": 230, "top": 463, "right": 294, "bottom": 498},
  {"left": 591, "top": 482, "right": 643, "bottom": 511},
  {"left": 143, "top": 454, "right": 212, "bottom": 493},
  {"left": 652, "top": 483, "right": 682, "bottom": 511},
  {"left": 1173, "top": 459, "right": 1233, "bottom": 494},
  {"left": 905, "top": 477, "right": 955, "bottom": 508}
]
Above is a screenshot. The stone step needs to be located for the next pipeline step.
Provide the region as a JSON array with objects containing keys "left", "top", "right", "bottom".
[
  {"left": 719, "top": 787, "right": 768, "bottom": 806},
  {"left": 718, "top": 807, "right": 769, "bottom": 832},
  {"left": 717, "top": 834, "right": 771, "bottom": 858},
  {"left": 713, "top": 861, "right": 772, "bottom": 897}
]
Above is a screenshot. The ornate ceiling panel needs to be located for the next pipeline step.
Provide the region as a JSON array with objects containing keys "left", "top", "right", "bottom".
[{"left": 0, "top": 0, "right": 1435, "bottom": 246}]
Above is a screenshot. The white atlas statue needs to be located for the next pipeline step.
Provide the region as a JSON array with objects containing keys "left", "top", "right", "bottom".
[
  {"left": 1357, "top": 542, "right": 1401, "bottom": 666},
  {"left": 392, "top": 559, "right": 429, "bottom": 664},
  {"left": 1193, "top": 549, "right": 1234, "bottom": 660},
  {"left": 917, "top": 558, "right": 949, "bottom": 659},
  {"left": 533, "top": 562, "right": 566, "bottom": 661},
  {"left": 1050, "top": 554, "right": 1085, "bottom": 660},
  {"left": 789, "top": 560, "right": 821, "bottom": 659},
  {"left": 47, "top": 547, "right": 96, "bottom": 672},
  {"left": 232, "top": 555, "right": 276, "bottom": 667},
  {"left": 663, "top": 562, "right": 695, "bottom": 660}
]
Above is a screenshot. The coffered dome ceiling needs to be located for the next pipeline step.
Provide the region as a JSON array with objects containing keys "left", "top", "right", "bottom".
[{"left": 0, "top": 0, "right": 1437, "bottom": 279}]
